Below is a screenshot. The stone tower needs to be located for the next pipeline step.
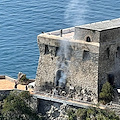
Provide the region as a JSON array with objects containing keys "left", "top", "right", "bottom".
[{"left": 35, "top": 18, "right": 120, "bottom": 102}]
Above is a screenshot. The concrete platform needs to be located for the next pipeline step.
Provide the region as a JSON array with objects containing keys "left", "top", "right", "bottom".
[{"left": 0, "top": 75, "right": 33, "bottom": 92}]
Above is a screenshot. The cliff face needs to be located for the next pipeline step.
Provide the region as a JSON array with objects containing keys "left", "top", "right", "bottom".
[{"left": 38, "top": 99, "right": 69, "bottom": 120}]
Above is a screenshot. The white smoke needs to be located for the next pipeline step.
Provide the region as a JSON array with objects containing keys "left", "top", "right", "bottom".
[
  {"left": 55, "top": 39, "right": 70, "bottom": 87},
  {"left": 57, "top": 39, "right": 70, "bottom": 60},
  {"left": 59, "top": 70, "right": 66, "bottom": 86},
  {"left": 55, "top": 0, "right": 89, "bottom": 87},
  {"left": 64, "top": 0, "right": 89, "bottom": 26}
]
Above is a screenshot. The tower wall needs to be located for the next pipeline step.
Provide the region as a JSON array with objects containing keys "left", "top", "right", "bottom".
[
  {"left": 74, "top": 27, "right": 100, "bottom": 42},
  {"left": 98, "top": 28, "right": 120, "bottom": 90},
  {"left": 35, "top": 33, "right": 99, "bottom": 101},
  {"left": 35, "top": 18, "right": 120, "bottom": 102}
]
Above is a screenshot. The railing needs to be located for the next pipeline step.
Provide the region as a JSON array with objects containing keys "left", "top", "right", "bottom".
[
  {"left": 34, "top": 91, "right": 99, "bottom": 106},
  {"left": 46, "top": 27, "right": 75, "bottom": 36}
]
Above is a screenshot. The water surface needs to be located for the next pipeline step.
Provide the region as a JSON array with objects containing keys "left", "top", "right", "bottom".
[{"left": 0, "top": 0, "right": 120, "bottom": 78}]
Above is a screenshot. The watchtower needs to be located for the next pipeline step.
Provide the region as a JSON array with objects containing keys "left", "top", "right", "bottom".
[{"left": 35, "top": 18, "right": 120, "bottom": 102}]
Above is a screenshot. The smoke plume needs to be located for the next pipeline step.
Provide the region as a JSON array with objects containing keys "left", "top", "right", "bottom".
[
  {"left": 55, "top": 0, "right": 89, "bottom": 87},
  {"left": 64, "top": 0, "right": 89, "bottom": 26},
  {"left": 55, "top": 39, "right": 70, "bottom": 88}
]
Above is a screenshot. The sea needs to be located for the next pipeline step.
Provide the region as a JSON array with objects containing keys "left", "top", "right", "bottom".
[{"left": 0, "top": 0, "right": 120, "bottom": 79}]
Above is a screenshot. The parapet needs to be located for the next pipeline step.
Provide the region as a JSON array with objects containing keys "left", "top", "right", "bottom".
[
  {"left": 77, "top": 18, "right": 120, "bottom": 31},
  {"left": 37, "top": 18, "right": 120, "bottom": 56},
  {"left": 47, "top": 27, "right": 74, "bottom": 36},
  {"left": 37, "top": 26, "right": 99, "bottom": 49}
]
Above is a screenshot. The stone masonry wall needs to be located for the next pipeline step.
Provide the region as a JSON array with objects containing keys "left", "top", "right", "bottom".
[
  {"left": 36, "top": 20, "right": 120, "bottom": 104},
  {"left": 74, "top": 27, "right": 100, "bottom": 42},
  {"left": 98, "top": 28, "right": 120, "bottom": 91},
  {"left": 35, "top": 34, "right": 99, "bottom": 102}
]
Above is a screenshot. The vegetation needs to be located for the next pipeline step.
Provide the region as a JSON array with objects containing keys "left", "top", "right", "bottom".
[
  {"left": 1, "top": 91, "right": 41, "bottom": 120},
  {"left": 0, "top": 81, "right": 117, "bottom": 120},
  {"left": 19, "top": 75, "right": 29, "bottom": 85},
  {"left": 67, "top": 107, "right": 119, "bottom": 120},
  {"left": 67, "top": 109, "right": 77, "bottom": 120},
  {"left": 99, "top": 82, "right": 113, "bottom": 104},
  {"left": 19, "top": 90, "right": 31, "bottom": 100}
]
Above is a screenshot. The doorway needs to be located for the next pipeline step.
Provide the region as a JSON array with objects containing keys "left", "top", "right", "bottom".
[{"left": 107, "top": 74, "right": 114, "bottom": 85}]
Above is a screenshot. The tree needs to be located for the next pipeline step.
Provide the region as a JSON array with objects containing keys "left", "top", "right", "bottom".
[
  {"left": 19, "top": 91, "right": 31, "bottom": 100},
  {"left": 67, "top": 107, "right": 119, "bottom": 120},
  {"left": 67, "top": 109, "right": 77, "bottom": 120},
  {"left": 76, "top": 109, "right": 87, "bottom": 120},
  {"left": 19, "top": 75, "right": 29, "bottom": 85},
  {"left": 2, "top": 91, "right": 41, "bottom": 120},
  {"left": 99, "top": 82, "right": 113, "bottom": 104}
]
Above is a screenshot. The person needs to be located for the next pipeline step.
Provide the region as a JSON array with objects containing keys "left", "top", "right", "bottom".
[
  {"left": 26, "top": 85, "right": 28, "bottom": 90},
  {"left": 52, "top": 88, "right": 58, "bottom": 97},
  {"left": 14, "top": 81, "right": 18, "bottom": 89}
]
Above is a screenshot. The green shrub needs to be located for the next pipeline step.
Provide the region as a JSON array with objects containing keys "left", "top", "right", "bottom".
[
  {"left": 99, "top": 82, "right": 113, "bottom": 104},
  {"left": 19, "top": 91, "right": 31, "bottom": 100},
  {"left": 67, "top": 107, "right": 119, "bottom": 120},
  {"left": 76, "top": 109, "right": 87, "bottom": 120},
  {"left": 67, "top": 109, "right": 77, "bottom": 120},
  {"left": 19, "top": 75, "right": 29, "bottom": 84},
  {"left": 2, "top": 91, "right": 41, "bottom": 120}
]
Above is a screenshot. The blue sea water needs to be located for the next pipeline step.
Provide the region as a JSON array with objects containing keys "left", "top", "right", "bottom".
[{"left": 0, "top": 0, "right": 120, "bottom": 79}]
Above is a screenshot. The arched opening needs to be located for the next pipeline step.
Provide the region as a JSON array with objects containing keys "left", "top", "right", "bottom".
[
  {"left": 55, "top": 70, "right": 66, "bottom": 88},
  {"left": 106, "top": 48, "right": 110, "bottom": 59},
  {"left": 108, "top": 74, "right": 114, "bottom": 86},
  {"left": 86, "top": 36, "right": 91, "bottom": 42}
]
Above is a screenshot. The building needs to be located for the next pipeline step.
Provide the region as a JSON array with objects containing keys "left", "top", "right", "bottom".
[{"left": 35, "top": 18, "right": 120, "bottom": 102}]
